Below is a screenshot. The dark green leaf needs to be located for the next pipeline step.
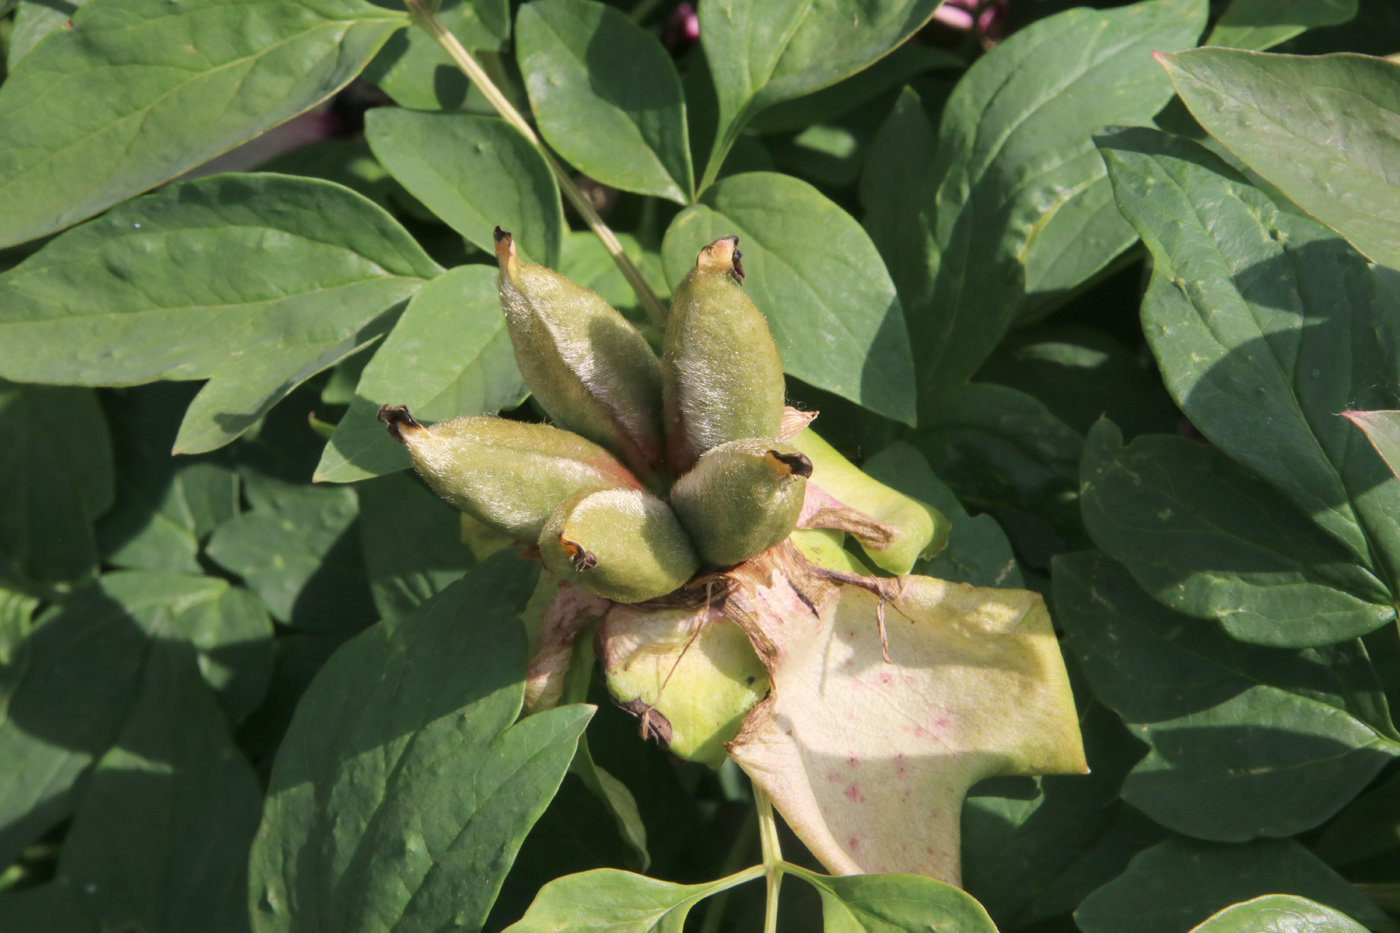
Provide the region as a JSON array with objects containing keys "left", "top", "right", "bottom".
[
  {"left": 517, "top": 0, "right": 692, "bottom": 204},
  {"left": 860, "top": 441, "right": 1022, "bottom": 589},
  {"left": 860, "top": 86, "right": 935, "bottom": 316},
  {"left": 99, "top": 384, "right": 240, "bottom": 575},
  {"left": 1080, "top": 420, "right": 1395, "bottom": 648},
  {"left": 1315, "top": 770, "right": 1400, "bottom": 867},
  {"left": 363, "top": 0, "right": 509, "bottom": 110},
  {"left": 0, "top": 0, "right": 406, "bottom": 247},
  {"left": 1193, "top": 895, "right": 1368, "bottom": 933},
  {"left": 366, "top": 109, "right": 564, "bottom": 268},
  {"left": 697, "top": 0, "right": 943, "bottom": 186},
  {"left": 911, "top": 383, "right": 1082, "bottom": 538},
  {"left": 1345, "top": 411, "right": 1400, "bottom": 480},
  {"left": 1161, "top": 49, "right": 1399, "bottom": 270},
  {"left": 662, "top": 171, "right": 915, "bottom": 426},
  {"left": 176, "top": 586, "right": 274, "bottom": 724},
  {"left": 1207, "top": 0, "right": 1358, "bottom": 50},
  {"left": 0, "top": 878, "right": 98, "bottom": 932},
  {"left": 752, "top": 45, "right": 962, "bottom": 135},
  {"left": 314, "top": 264, "right": 526, "bottom": 483},
  {"left": 0, "top": 175, "right": 440, "bottom": 453},
  {"left": 56, "top": 641, "right": 262, "bottom": 933},
  {"left": 913, "top": 0, "right": 1207, "bottom": 406},
  {"left": 1075, "top": 838, "right": 1395, "bottom": 933},
  {"left": 503, "top": 867, "right": 757, "bottom": 932},
  {"left": 249, "top": 553, "right": 591, "bottom": 932},
  {"left": 0, "top": 588, "right": 38, "bottom": 714},
  {"left": 357, "top": 471, "right": 476, "bottom": 621},
  {"left": 1057, "top": 551, "right": 1398, "bottom": 843},
  {"left": 0, "top": 572, "right": 226, "bottom": 867},
  {"left": 975, "top": 325, "right": 1180, "bottom": 438},
  {"left": 961, "top": 705, "right": 1153, "bottom": 929},
  {"left": 205, "top": 477, "right": 375, "bottom": 630},
  {"left": 0, "top": 382, "right": 113, "bottom": 586},
  {"left": 784, "top": 864, "right": 998, "bottom": 932},
  {"left": 1097, "top": 127, "right": 1400, "bottom": 584}
]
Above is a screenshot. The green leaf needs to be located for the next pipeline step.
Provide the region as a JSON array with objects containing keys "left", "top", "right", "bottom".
[
  {"left": 1097, "top": 127, "right": 1400, "bottom": 584},
  {"left": 0, "top": 382, "right": 113, "bottom": 587},
  {"left": 662, "top": 171, "right": 915, "bottom": 426},
  {"left": 1193, "top": 895, "right": 1368, "bottom": 933},
  {"left": 1315, "top": 770, "right": 1400, "bottom": 867},
  {"left": 961, "top": 707, "right": 1160, "bottom": 929},
  {"left": 911, "top": 383, "right": 1082, "bottom": 538},
  {"left": 366, "top": 109, "right": 564, "bottom": 268},
  {"left": 503, "top": 866, "right": 758, "bottom": 932},
  {"left": 784, "top": 865, "right": 998, "bottom": 933},
  {"left": 363, "top": 0, "right": 509, "bottom": 110},
  {"left": 314, "top": 264, "right": 526, "bottom": 483},
  {"left": 99, "top": 384, "right": 241, "bottom": 575},
  {"left": 697, "top": 0, "right": 943, "bottom": 186},
  {"left": 1056, "top": 551, "right": 1398, "bottom": 843},
  {"left": 1159, "top": 49, "right": 1400, "bottom": 270},
  {"left": 8, "top": 0, "right": 90, "bottom": 67},
  {"left": 1345, "top": 411, "right": 1400, "bottom": 480},
  {"left": 249, "top": 553, "right": 592, "bottom": 933},
  {"left": 0, "top": 879, "right": 98, "bottom": 932},
  {"left": 1075, "top": 838, "right": 1396, "bottom": 933},
  {"left": 356, "top": 471, "right": 476, "bottom": 621},
  {"left": 0, "top": 0, "right": 406, "bottom": 247},
  {"left": 517, "top": 0, "right": 692, "bottom": 204},
  {"left": 913, "top": 0, "right": 1207, "bottom": 405},
  {"left": 176, "top": 586, "right": 275, "bottom": 724},
  {"left": 1207, "top": 0, "right": 1358, "bottom": 50},
  {"left": 0, "top": 572, "right": 228, "bottom": 867},
  {"left": 558, "top": 231, "right": 671, "bottom": 315},
  {"left": 205, "top": 477, "right": 375, "bottom": 630},
  {"left": 859, "top": 441, "right": 1023, "bottom": 589},
  {"left": 860, "top": 86, "right": 936, "bottom": 316},
  {"left": 1080, "top": 420, "right": 1395, "bottom": 648},
  {"left": 55, "top": 641, "right": 262, "bottom": 933},
  {"left": 975, "top": 325, "right": 1181, "bottom": 438},
  {"left": 0, "top": 174, "right": 440, "bottom": 453}
]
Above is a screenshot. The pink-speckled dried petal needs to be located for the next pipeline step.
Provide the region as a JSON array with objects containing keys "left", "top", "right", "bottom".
[
  {"left": 524, "top": 581, "right": 613, "bottom": 713},
  {"left": 723, "top": 547, "right": 1086, "bottom": 886}
]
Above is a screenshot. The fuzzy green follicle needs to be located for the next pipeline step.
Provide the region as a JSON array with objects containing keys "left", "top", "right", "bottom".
[
  {"left": 663, "top": 236, "right": 786, "bottom": 474},
  {"left": 494, "top": 228, "right": 667, "bottom": 481},
  {"left": 378, "top": 405, "right": 640, "bottom": 542},
  {"left": 671, "top": 438, "right": 812, "bottom": 567},
  {"left": 538, "top": 487, "right": 700, "bottom": 603}
]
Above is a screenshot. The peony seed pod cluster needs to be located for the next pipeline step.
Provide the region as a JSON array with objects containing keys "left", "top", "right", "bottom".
[{"left": 380, "top": 230, "right": 811, "bottom": 604}]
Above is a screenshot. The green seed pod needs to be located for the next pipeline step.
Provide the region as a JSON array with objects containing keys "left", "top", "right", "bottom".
[
  {"left": 538, "top": 488, "right": 699, "bottom": 603},
  {"left": 669, "top": 438, "right": 812, "bottom": 567},
  {"left": 495, "top": 228, "right": 666, "bottom": 481},
  {"left": 379, "top": 405, "right": 641, "bottom": 542},
  {"left": 662, "top": 236, "right": 786, "bottom": 473}
]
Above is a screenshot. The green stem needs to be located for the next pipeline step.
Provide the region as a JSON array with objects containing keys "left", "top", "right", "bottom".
[
  {"left": 755, "top": 785, "right": 784, "bottom": 933},
  {"left": 403, "top": 0, "right": 668, "bottom": 327}
]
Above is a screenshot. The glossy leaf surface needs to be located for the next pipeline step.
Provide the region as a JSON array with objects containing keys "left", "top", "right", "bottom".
[
  {"left": 1191, "top": 894, "right": 1367, "bottom": 933},
  {"left": 1161, "top": 48, "right": 1400, "bottom": 269},
  {"left": 366, "top": 109, "right": 564, "bottom": 267},
  {"left": 1080, "top": 420, "right": 1395, "bottom": 648},
  {"left": 517, "top": 0, "right": 692, "bottom": 203},
  {"left": 913, "top": 0, "right": 1207, "bottom": 405},
  {"left": 1057, "top": 551, "right": 1398, "bottom": 841},
  {"left": 0, "top": 0, "right": 406, "bottom": 247},
  {"left": 250, "top": 553, "right": 591, "bottom": 933},
  {"left": 1098, "top": 127, "right": 1400, "bottom": 585},
  {"left": 0, "top": 175, "right": 439, "bottom": 453}
]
